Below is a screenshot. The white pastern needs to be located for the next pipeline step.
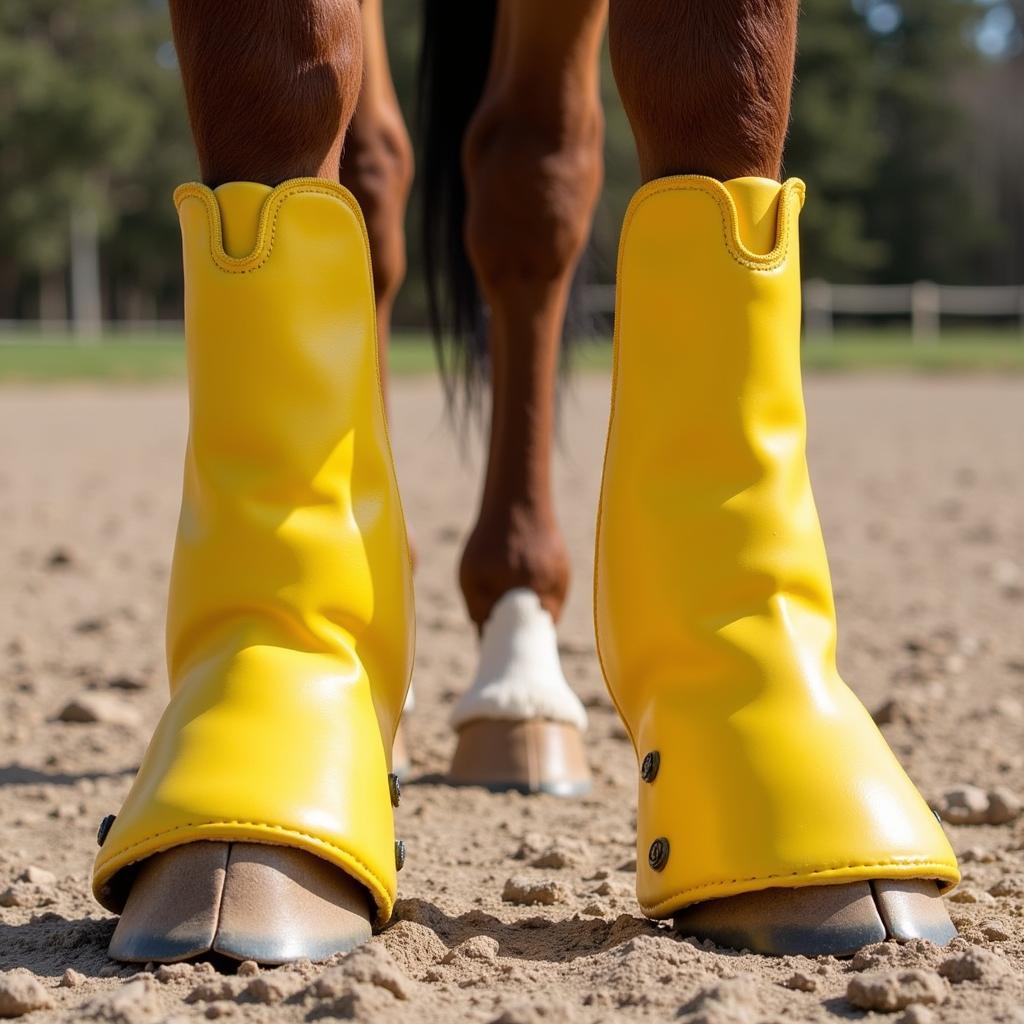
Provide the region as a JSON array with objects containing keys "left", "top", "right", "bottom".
[{"left": 450, "top": 588, "right": 588, "bottom": 731}]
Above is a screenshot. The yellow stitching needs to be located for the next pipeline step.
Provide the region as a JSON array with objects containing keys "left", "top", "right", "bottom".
[
  {"left": 95, "top": 819, "right": 394, "bottom": 919},
  {"left": 173, "top": 179, "right": 364, "bottom": 274},
  {"left": 641, "top": 858, "right": 959, "bottom": 917},
  {"left": 619, "top": 176, "right": 805, "bottom": 272}
]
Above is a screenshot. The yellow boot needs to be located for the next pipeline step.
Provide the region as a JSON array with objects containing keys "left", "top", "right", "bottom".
[
  {"left": 93, "top": 179, "right": 414, "bottom": 962},
  {"left": 595, "top": 176, "right": 959, "bottom": 955}
]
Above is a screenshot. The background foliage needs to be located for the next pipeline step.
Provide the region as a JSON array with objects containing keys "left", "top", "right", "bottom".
[{"left": 0, "top": 0, "right": 1021, "bottom": 326}]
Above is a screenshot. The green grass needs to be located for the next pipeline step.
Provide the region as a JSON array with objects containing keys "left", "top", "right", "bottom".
[{"left": 0, "top": 328, "right": 1021, "bottom": 382}]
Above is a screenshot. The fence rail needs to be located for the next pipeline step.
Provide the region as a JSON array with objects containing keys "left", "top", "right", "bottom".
[{"left": 3, "top": 280, "right": 1024, "bottom": 343}]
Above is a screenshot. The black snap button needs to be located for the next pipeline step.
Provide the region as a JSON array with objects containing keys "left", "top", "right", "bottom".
[
  {"left": 648, "top": 836, "right": 670, "bottom": 872},
  {"left": 395, "top": 839, "right": 406, "bottom": 871},
  {"left": 640, "top": 751, "right": 660, "bottom": 783},
  {"left": 96, "top": 814, "right": 116, "bottom": 847},
  {"left": 389, "top": 772, "right": 402, "bottom": 807}
]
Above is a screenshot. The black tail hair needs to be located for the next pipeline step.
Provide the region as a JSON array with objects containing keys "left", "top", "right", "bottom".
[
  {"left": 417, "top": 0, "right": 497, "bottom": 417},
  {"left": 417, "top": 0, "right": 593, "bottom": 421}
]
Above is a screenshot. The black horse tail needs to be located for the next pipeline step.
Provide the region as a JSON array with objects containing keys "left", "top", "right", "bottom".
[
  {"left": 417, "top": 0, "right": 593, "bottom": 418},
  {"left": 417, "top": 0, "right": 497, "bottom": 415}
]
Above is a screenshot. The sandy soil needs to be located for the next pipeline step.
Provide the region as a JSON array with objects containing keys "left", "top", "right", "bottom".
[{"left": 1, "top": 374, "right": 1022, "bottom": 1024}]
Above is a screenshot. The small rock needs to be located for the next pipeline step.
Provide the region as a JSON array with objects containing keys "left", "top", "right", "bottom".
[
  {"left": 18, "top": 866, "right": 55, "bottom": 886},
  {"left": 502, "top": 876, "right": 568, "bottom": 906},
  {"left": 235, "top": 962, "right": 259, "bottom": 979},
  {"left": 60, "top": 969, "right": 86, "bottom": 989},
  {"left": 938, "top": 947, "right": 1010, "bottom": 983},
  {"left": 442, "top": 936, "right": 499, "bottom": 963},
  {"left": 985, "top": 787, "right": 1021, "bottom": 825},
  {"left": 782, "top": 971, "right": 818, "bottom": 992},
  {"left": 846, "top": 969, "right": 947, "bottom": 1012},
  {"left": 934, "top": 785, "right": 989, "bottom": 825},
  {"left": 56, "top": 693, "right": 140, "bottom": 728},
  {"left": 978, "top": 919, "right": 1012, "bottom": 942},
  {"left": 529, "top": 837, "right": 589, "bottom": 870},
  {"left": 0, "top": 970, "right": 53, "bottom": 1017}
]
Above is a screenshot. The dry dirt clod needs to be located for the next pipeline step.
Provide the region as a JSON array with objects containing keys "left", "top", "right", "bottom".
[
  {"left": 0, "top": 970, "right": 54, "bottom": 1018},
  {"left": 782, "top": 972, "right": 818, "bottom": 992},
  {"left": 846, "top": 969, "right": 947, "bottom": 1012},
  {"left": 153, "top": 963, "right": 193, "bottom": 983},
  {"left": 59, "top": 968, "right": 86, "bottom": 988},
  {"left": 899, "top": 1007, "right": 937, "bottom": 1024},
  {"left": 242, "top": 973, "right": 299, "bottom": 1005},
  {"left": 678, "top": 977, "right": 762, "bottom": 1023},
  {"left": 938, "top": 948, "right": 1011, "bottom": 983},
  {"left": 56, "top": 692, "right": 140, "bottom": 727},
  {"left": 185, "top": 978, "right": 243, "bottom": 1004},
  {"left": 502, "top": 876, "right": 568, "bottom": 906},
  {"left": 80, "top": 979, "right": 160, "bottom": 1022},
  {"left": 528, "top": 837, "right": 590, "bottom": 870},
  {"left": 442, "top": 936, "right": 500, "bottom": 963},
  {"left": 235, "top": 961, "right": 259, "bottom": 979},
  {"left": 309, "top": 944, "right": 413, "bottom": 1002}
]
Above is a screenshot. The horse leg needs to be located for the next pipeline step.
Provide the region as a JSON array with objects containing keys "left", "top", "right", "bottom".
[
  {"left": 447, "top": 0, "right": 606, "bottom": 795},
  {"left": 339, "top": 0, "right": 416, "bottom": 776},
  {"left": 600, "top": 0, "right": 957, "bottom": 954},
  {"left": 104, "top": 0, "right": 406, "bottom": 963}
]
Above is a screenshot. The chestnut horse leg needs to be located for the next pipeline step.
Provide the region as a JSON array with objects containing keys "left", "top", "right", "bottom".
[
  {"left": 606, "top": 0, "right": 955, "bottom": 953},
  {"left": 108, "top": 0, "right": 376, "bottom": 964},
  {"left": 447, "top": 0, "right": 606, "bottom": 795},
  {"left": 339, "top": 0, "right": 416, "bottom": 776}
]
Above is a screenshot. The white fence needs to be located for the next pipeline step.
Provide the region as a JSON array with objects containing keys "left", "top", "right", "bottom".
[{"left": 802, "top": 281, "right": 1024, "bottom": 341}]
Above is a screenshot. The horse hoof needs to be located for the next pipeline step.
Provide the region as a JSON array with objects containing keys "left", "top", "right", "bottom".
[
  {"left": 674, "top": 879, "right": 955, "bottom": 957},
  {"left": 448, "top": 718, "right": 591, "bottom": 796},
  {"left": 108, "top": 841, "right": 373, "bottom": 964}
]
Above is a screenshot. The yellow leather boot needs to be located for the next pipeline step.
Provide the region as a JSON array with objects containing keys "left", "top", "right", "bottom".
[
  {"left": 93, "top": 179, "right": 414, "bottom": 962},
  {"left": 595, "top": 176, "right": 960, "bottom": 955}
]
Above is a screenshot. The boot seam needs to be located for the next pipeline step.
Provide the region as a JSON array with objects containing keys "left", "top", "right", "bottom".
[{"left": 96, "top": 819, "right": 394, "bottom": 922}]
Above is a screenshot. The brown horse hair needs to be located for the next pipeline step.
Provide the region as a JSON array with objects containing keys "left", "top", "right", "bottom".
[
  {"left": 169, "top": 0, "right": 363, "bottom": 187},
  {"left": 609, "top": 0, "right": 799, "bottom": 182}
]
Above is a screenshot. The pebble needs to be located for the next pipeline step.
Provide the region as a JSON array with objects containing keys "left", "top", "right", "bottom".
[
  {"left": 529, "top": 838, "right": 590, "bottom": 870},
  {"left": 938, "top": 948, "right": 1010, "bottom": 983},
  {"left": 60, "top": 968, "right": 86, "bottom": 989},
  {"left": 0, "top": 970, "right": 53, "bottom": 1017},
  {"left": 502, "top": 876, "right": 569, "bottom": 906},
  {"left": 235, "top": 961, "right": 259, "bottom": 979},
  {"left": 782, "top": 971, "right": 818, "bottom": 992},
  {"left": 17, "top": 866, "right": 55, "bottom": 885},
  {"left": 934, "top": 785, "right": 1021, "bottom": 826},
  {"left": 846, "top": 969, "right": 947, "bottom": 1012},
  {"left": 56, "top": 693, "right": 140, "bottom": 728}
]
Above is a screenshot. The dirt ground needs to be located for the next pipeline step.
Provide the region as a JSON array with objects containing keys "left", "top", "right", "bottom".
[{"left": 1, "top": 374, "right": 1022, "bottom": 1023}]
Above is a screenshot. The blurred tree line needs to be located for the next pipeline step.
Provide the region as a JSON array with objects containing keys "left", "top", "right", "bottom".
[{"left": 0, "top": 0, "right": 1021, "bottom": 327}]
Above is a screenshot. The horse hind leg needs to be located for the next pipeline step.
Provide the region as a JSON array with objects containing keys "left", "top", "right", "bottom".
[{"left": 448, "top": 0, "right": 606, "bottom": 796}]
